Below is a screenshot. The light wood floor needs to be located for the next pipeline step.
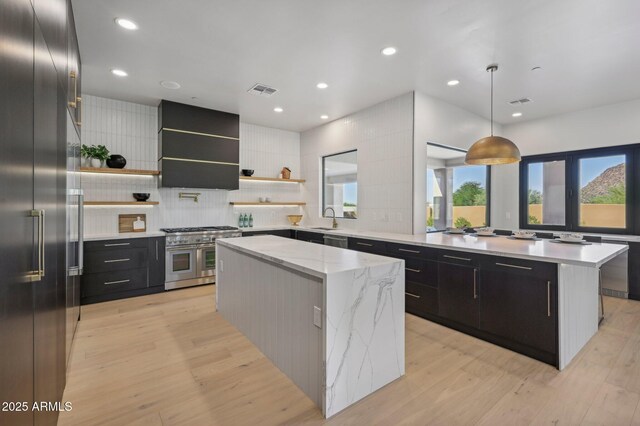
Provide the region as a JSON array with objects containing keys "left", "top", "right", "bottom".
[{"left": 59, "top": 285, "right": 640, "bottom": 426}]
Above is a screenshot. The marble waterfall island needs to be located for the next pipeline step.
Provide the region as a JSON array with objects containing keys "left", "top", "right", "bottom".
[{"left": 215, "top": 236, "right": 405, "bottom": 418}]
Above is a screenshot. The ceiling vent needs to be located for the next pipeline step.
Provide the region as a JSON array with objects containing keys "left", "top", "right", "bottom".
[
  {"left": 247, "top": 83, "right": 278, "bottom": 97},
  {"left": 509, "top": 98, "right": 532, "bottom": 105}
]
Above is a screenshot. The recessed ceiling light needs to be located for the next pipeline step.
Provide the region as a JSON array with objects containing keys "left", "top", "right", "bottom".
[
  {"left": 447, "top": 80, "right": 460, "bottom": 86},
  {"left": 115, "top": 18, "right": 138, "bottom": 30},
  {"left": 111, "top": 69, "right": 127, "bottom": 77},
  {"left": 160, "top": 80, "right": 181, "bottom": 89},
  {"left": 316, "top": 82, "right": 328, "bottom": 89},
  {"left": 512, "top": 112, "right": 523, "bottom": 117},
  {"left": 381, "top": 46, "right": 397, "bottom": 56},
  {"left": 320, "top": 115, "right": 329, "bottom": 120},
  {"left": 274, "top": 107, "right": 283, "bottom": 113}
]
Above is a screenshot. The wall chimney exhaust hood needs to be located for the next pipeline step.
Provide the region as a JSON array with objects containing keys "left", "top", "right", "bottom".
[{"left": 158, "top": 100, "right": 239, "bottom": 190}]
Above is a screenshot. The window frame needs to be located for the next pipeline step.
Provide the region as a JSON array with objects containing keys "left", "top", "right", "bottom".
[
  {"left": 321, "top": 149, "right": 358, "bottom": 220},
  {"left": 519, "top": 144, "right": 636, "bottom": 234}
]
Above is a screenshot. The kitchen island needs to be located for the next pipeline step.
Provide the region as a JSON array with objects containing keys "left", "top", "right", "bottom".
[
  {"left": 239, "top": 227, "right": 628, "bottom": 370},
  {"left": 215, "top": 236, "right": 405, "bottom": 418}
]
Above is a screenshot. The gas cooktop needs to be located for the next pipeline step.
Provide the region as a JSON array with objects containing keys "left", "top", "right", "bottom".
[{"left": 161, "top": 226, "right": 239, "bottom": 234}]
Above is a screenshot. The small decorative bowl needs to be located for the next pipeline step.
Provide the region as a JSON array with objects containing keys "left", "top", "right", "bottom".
[
  {"left": 513, "top": 230, "right": 536, "bottom": 239},
  {"left": 559, "top": 232, "right": 584, "bottom": 243},
  {"left": 475, "top": 227, "right": 495, "bottom": 236},
  {"left": 132, "top": 193, "right": 150, "bottom": 202},
  {"left": 447, "top": 227, "right": 465, "bottom": 234},
  {"left": 106, "top": 154, "right": 127, "bottom": 169},
  {"left": 287, "top": 215, "right": 303, "bottom": 226},
  {"left": 241, "top": 169, "right": 254, "bottom": 176}
]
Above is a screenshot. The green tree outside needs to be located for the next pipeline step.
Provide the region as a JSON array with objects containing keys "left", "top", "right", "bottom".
[{"left": 452, "top": 182, "right": 486, "bottom": 207}]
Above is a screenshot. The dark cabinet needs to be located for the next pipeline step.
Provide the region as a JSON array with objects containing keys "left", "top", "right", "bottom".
[
  {"left": 82, "top": 237, "right": 164, "bottom": 304},
  {"left": 148, "top": 237, "right": 166, "bottom": 287},
  {"left": 158, "top": 100, "right": 239, "bottom": 190},
  {"left": 479, "top": 258, "right": 557, "bottom": 357},
  {"left": 0, "top": 1, "right": 36, "bottom": 424},
  {"left": 628, "top": 241, "right": 640, "bottom": 300},
  {"left": 243, "top": 229, "right": 293, "bottom": 238},
  {"left": 348, "top": 237, "right": 387, "bottom": 255},
  {"left": 405, "top": 282, "right": 439, "bottom": 317},
  {"left": 296, "top": 230, "right": 325, "bottom": 244},
  {"left": 66, "top": 1, "right": 81, "bottom": 131},
  {"left": 438, "top": 261, "right": 479, "bottom": 328}
]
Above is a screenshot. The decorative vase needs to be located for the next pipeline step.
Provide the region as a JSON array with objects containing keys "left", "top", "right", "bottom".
[
  {"left": 90, "top": 158, "right": 102, "bottom": 168},
  {"left": 106, "top": 154, "right": 127, "bottom": 169}
]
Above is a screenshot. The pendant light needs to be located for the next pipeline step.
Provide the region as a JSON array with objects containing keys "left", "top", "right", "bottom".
[{"left": 465, "top": 64, "right": 521, "bottom": 165}]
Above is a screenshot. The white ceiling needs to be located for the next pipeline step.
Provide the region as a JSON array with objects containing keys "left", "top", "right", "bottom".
[{"left": 72, "top": 0, "right": 640, "bottom": 132}]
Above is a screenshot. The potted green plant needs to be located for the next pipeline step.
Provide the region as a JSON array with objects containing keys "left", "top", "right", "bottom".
[
  {"left": 84, "top": 144, "right": 110, "bottom": 168},
  {"left": 80, "top": 144, "right": 90, "bottom": 167}
]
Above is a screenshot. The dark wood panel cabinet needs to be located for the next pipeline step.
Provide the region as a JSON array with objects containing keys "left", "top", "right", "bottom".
[
  {"left": 348, "top": 237, "right": 387, "bottom": 255},
  {"left": 159, "top": 158, "right": 239, "bottom": 190},
  {"left": 148, "top": 237, "right": 166, "bottom": 288},
  {"left": 438, "top": 261, "right": 479, "bottom": 328},
  {"left": 82, "top": 237, "right": 165, "bottom": 304},
  {"left": 159, "top": 99, "right": 240, "bottom": 138},
  {"left": 628, "top": 241, "right": 640, "bottom": 300},
  {"left": 296, "top": 230, "right": 325, "bottom": 244},
  {"left": 479, "top": 262, "right": 557, "bottom": 357},
  {"left": 405, "top": 282, "right": 439, "bottom": 317},
  {"left": 243, "top": 229, "right": 294, "bottom": 238}
]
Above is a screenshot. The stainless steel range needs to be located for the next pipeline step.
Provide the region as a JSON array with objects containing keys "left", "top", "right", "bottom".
[{"left": 161, "top": 226, "right": 242, "bottom": 290}]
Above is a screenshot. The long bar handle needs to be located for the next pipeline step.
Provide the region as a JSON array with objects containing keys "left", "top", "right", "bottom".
[
  {"left": 399, "top": 248, "right": 421, "bottom": 254},
  {"left": 40, "top": 209, "right": 45, "bottom": 277},
  {"left": 76, "top": 96, "right": 82, "bottom": 126},
  {"left": 547, "top": 281, "right": 551, "bottom": 317},
  {"left": 496, "top": 262, "right": 533, "bottom": 271},
  {"left": 104, "top": 258, "right": 130, "bottom": 263},
  {"left": 444, "top": 254, "right": 471, "bottom": 262},
  {"left": 104, "top": 279, "right": 130, "bottom": 285},
  {"left": 357, "top": 242, "right": 373, "bottom": 247},
  {"left": 78, "top": 191, "right": 84, "bottom": 275},
  {"left": 473, "top": 268, "right": 478, "bottom": 299},
  {"left": 28, "top": 210, "right": 43, "bottom": 281},
  {"left": 405, "top": 292, "right": 421, "bottom": 299},
  {"left": 104, "top": 242, "right": 130, "bottom": 247},
  {"left": 155, "top": 240, "right": 159, "bottom": 261},
  {"left": 68, "top": 71, "right": 77, "bottom": 108},
  {"left": 406, "top": 268, "right": 422, "bottom": 273}
]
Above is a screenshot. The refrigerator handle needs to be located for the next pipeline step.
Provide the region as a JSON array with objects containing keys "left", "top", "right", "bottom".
[{"left": 78, "top": 190, "right": 84, "bottom": 275}]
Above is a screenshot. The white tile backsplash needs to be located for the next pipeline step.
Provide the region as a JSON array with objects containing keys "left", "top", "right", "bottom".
[
  {"left": 81, "top": 95, "right": 301, "bottom": 236},
  {"left": 300, "top": 93, "right": 415, "bottom": 234}
]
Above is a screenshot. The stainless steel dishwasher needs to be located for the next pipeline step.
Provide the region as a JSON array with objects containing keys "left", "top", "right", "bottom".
[
  {"left": 601, "top": 240, "right": 629, "bottom": 298},
  {"left": 323, "top": 234, "right": 348, "bottom": 249}
]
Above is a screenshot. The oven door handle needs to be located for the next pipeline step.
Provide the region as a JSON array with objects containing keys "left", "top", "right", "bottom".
[
  {"left": 167, "top": 245, "right": 199, "bottom": 251},
  {"left": 198, "top": 244, "right": 217, "bottom": 249}
]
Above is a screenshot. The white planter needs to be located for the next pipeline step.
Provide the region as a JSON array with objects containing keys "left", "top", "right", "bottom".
[{"left": 90, "top": 158, "right": 102, "bottom": 168}]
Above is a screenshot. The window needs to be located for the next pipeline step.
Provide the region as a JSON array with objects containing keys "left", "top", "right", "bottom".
[
  {"left": 578, "top": 155, "right": 626, "bottom": 229},
  {"left": 322, "top": 150, "right": 357, "bottom": 219},
  {"left": 526, "top": 159, "right": 566, "bottom": 227},
  {"left": 426, "top": 143, "right": 490, "bottom": 231},
  {"left": 519, "top": 146, "right": 634, "bottom": 234}
]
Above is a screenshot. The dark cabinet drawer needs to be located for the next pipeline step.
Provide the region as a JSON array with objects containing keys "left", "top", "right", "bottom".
[
  {"left": 482, "top": 256, "right": 557, "bottom": 280},
  {"left": 405, "top": 282, "right": 438, "bottom": 317},
  {"left": 82, "top": 268, "right": 148, "bottom": 297},
  {"left": 438, "top": 250, "right": 482, "bottom": 267},
  {"left": 244, "top": 229, "right": 292, "bottom": 238},
  {"left": 348, "top": 237, "right": 387, "bottom": 254},
  {"left": 405, "top": 258, "right": 438, "bottom": 288},
  {"left": 296, "top": 230, "right": 325, "bottom": 244},
  {"left": 84, "top": 247, "right": 147, "bottom": 274},
  {"left": 438, "top": 261, "right": 479, "bottom": 328},
  {"left": 148, "top": 237, "right": 165, "bottom": 288},
  {"left": 386, "top": 242, "right": 437, "bottom": 260},
  {"left": 159, "top": 129, "right": 240, "bottom": 164},
  {"left": 85, "top": 238, "right": 149, "bottom": 252}
]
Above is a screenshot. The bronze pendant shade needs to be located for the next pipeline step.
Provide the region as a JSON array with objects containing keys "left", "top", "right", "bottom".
[{"left": 465, "top": 65, "right": 521, "bottom": 165}]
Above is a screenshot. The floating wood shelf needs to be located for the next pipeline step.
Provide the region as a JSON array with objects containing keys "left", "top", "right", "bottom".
[
  {"left": 240, "top": 176, "right": 305, "bottom": 183},
  {"left": 84, "top": 201, "right": 160, "bottom": 206},
  {"left": 229, "top": 202, "right": 306, "bottom": 206},
  {"left": 80, "top": 167, "right": 160, "bottom": 176}
]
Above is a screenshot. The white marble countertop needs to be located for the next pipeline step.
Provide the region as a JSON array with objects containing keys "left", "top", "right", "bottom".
[
  {"left": 242, "top": 226, "right": 628, "bottom": 267},
  {"left": 84, "top": 231, "right": 165, "bottom": 241},
  {"left": 216, "top": 235, "right": 403, "bottom": 279}
]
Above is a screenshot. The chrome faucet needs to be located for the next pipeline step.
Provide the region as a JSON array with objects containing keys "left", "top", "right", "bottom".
[{"left": 323, "top": 207, "right": 338, "bottom": 229}]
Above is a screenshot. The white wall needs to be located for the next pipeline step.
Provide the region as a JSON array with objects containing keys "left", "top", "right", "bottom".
[
  {"left": 493, "top": 98, "right": 640, "bottom": 229},
  {"left": 300, "top": 93, "right": 415, "bottom": 234},
  {"left": 81, "top": 95, "right": 301, "bottom": 236},
  {"left": 413, "top": 92, "right": 498, "bottom": 232}
]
